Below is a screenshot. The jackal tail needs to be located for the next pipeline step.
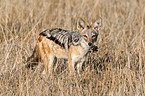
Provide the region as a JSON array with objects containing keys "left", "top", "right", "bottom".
[{"left": 26, "top": 47, "right": 40, "bottom": 69}]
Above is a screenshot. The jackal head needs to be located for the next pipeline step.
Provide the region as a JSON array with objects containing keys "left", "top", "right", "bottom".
[{"left": 77, "top": 17, "right": 102, "bottom": 47}]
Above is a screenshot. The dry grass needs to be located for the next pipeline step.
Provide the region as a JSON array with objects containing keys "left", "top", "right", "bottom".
[{"left": 0, "top": 0, "right": 145, "bottom": 95}]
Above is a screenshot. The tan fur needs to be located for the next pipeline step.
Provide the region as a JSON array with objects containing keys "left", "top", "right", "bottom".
[{"left": 27, "top": 17, "right": 102, "bottom": 75}]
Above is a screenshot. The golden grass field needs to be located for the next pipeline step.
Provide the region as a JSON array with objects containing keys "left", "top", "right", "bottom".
[{"left": 0, "top": 0, "right": 145, "bottom": 95}]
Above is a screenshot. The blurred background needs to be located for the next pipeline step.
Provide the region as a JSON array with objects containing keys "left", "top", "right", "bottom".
[{"left": 0, "top": 0, "right": 144, "bottom": 95}]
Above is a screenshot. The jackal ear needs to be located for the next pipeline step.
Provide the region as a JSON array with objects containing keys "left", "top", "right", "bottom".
[
  {"left": 77, "top": 17, "right": 87, "bottom": 30},
  {"left": 92, "top": 18, "right": 102, "bottom": 30}
]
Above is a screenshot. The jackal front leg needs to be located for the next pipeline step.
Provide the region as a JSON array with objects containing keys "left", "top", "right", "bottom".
[
  {"left": 77, "top": 56, "right": 86, "bottom": 74},
  {"left": 68, "top": 53, "right": 75, "bottom": 75}
]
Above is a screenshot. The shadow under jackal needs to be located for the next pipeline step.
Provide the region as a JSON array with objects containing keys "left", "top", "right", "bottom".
[{"left": 26, "top": 17, "right": 102, "bottom": 75}]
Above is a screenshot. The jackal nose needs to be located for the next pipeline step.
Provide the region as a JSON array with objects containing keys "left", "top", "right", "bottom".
[{"left": 88, "top": 42, "right": 93, "bottom": 46}]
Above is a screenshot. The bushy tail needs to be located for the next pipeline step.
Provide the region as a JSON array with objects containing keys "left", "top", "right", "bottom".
[{"left": 26, "top": 47, "right": 40, "bottom": 69}]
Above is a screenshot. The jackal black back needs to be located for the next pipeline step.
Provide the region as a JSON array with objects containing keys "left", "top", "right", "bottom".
[{"left": 39, "top": 28, "right": 81, "bottom": 49}]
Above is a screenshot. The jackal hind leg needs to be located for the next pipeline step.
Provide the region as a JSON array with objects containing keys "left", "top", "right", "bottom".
[
  {"left": 46, "top": 54, "right": 55, "bottom": 74},
  {"left": 37, "top": 41, "right": 54, "bottom": 75},
  {"left": 41, "top": 51, "right": 55, "bottom": 75}
]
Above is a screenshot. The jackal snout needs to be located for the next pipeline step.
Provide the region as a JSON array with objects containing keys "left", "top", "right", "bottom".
[{"left": 88, "top": 42, "right": 93, "bottom": 46}]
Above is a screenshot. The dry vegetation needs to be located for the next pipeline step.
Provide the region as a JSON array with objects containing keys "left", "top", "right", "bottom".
[{"left": 0, "top": 0, "right": 145, "bottom": 95}]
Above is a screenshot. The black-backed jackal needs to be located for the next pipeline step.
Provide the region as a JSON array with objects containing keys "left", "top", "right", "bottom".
[{"left": 26, "top": 17, "right": 102, "bottom": 75}]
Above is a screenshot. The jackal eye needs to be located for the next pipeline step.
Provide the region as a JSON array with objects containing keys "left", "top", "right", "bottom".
[
  {"left": 83, "top": 35, "right": 88, "bottom": 39},
  {"left": 92, "top": 35, "right": 97, "bottom": 39}
]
